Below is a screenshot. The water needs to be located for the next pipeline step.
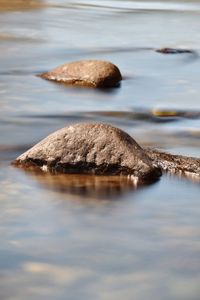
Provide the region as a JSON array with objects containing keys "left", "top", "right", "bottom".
[{"left": 1, "top": 1, "right": 200, "bottom": 299}]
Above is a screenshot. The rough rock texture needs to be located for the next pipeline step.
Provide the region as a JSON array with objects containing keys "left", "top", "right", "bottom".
[
  {"left": 146, "top": 148, "right": 200, "bottom": 178},
  {"left": 38, "top": 60, "right": 122, "bottom": 88},
  {"left": 13, "top": 123, "right": 161, "bottom": 182}
]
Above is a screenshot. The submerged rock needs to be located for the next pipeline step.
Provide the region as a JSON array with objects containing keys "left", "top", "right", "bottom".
[
  {"left": 38, "top": 60, "right": 122, "bottom": 88},
  {"left": 13, "top": 123, "right": 161, "bottom": 183}
]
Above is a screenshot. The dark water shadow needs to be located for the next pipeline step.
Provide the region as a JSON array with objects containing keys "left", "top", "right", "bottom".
[
  {"left": 81, "top": 109, "right": 200, "bottom": 124},
  {"left": 19, "top": 113, "right": 90, "bottom": 122},
  {"left": 19, "top": 108, "right": 200, "bottom": 131},
  {"left": 83, "top": 110, "right": 180, "bottom": 124},
  {"left": 73, "top": 46, "right": 153, "bottom": 56},
  {"left": 23, "top": 108, "right": 199, "bottom": 123},
  {"left": 56, "top": 45, "right": 199, "bottom": 64}
]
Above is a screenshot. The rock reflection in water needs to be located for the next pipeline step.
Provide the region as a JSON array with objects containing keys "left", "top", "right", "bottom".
[{"left": 23, "top": 171, "right": 152, "bottom": 201}]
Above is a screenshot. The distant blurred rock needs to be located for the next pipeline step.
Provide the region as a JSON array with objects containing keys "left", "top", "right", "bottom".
[
  {"left": 0, "top": 0, "right": 44, "bottom": 12},
  {"left": 156, "top": 47, "right": 193, "bottom": 54},
  {"left": 13, "top": 123, "right": 161, "bottom": 183},
  {"left": 38, "top": 60, "right": 122, "bottom": 88}
]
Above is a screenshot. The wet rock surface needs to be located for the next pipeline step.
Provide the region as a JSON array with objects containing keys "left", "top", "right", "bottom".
[
  {"left": 13, "top": 123, "right": 161, "bottom": 183},
  {"left": 38, "top": 60, "right": 122, "bottom": 88},
  {"left": 145, "top": 148, "right": 200, "bottom": 179}
]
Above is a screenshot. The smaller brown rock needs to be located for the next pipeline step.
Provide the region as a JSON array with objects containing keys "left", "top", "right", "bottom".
[{"left": 38, "top": 60, "right": 122, "bottom": 88}]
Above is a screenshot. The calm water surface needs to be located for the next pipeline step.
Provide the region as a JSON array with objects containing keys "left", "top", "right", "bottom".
[{"left": 1, "top": 1, "right": 200, "bottom": 299}]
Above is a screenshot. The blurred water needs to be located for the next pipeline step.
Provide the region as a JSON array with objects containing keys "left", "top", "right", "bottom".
[{"left": 0, "top": 1, "right": 200, "bottom": 299}]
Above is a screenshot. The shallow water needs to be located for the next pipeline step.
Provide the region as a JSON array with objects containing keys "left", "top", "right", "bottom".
[{"left": 1, "top": 1, "right": 200, "bottom": 299}]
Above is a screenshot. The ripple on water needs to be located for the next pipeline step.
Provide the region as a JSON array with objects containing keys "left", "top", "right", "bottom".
[{"left": 51, "top": 0, "right": 200, "bottom": 13}]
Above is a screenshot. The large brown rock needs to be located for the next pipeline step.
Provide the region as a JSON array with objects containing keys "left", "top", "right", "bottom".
[
  {"left": 38, "top": 60, "right": 122, "bottom": 88},
  {"left": 13, "top": 123, "right": 161, "bottom": 183}
]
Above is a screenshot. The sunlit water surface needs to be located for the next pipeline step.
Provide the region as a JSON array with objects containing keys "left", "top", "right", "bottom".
[{"left": 0, "top": 1, "right": 200, "bottom": 299}]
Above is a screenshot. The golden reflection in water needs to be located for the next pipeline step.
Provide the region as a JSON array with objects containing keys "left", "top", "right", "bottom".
[
  {"left": 23, "top": 262, "right": 94, "bottom": 286},
  {"left": 0, "top": 0, "right": 45, "bottom": 12},
  {"left": 24, "top": 172, "right": 148, "bottom": 201}
]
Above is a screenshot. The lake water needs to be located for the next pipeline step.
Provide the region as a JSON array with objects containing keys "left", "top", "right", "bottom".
[{"left": 1, "top": 1, "right": 200, "bottom": 299}]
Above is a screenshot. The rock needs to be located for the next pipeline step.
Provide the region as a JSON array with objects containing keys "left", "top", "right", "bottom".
[
  {"left": 156, "top": 47, "right": 193, "bottom": 54},
  {"left": 145, "top": 148, "right": 200, "bottom": 179},
  {"left": 38, "top": 60, "right": 122, "bottom": 88},
  {"left": 13, "top": 123, "right": 161, "bottom": 183}
]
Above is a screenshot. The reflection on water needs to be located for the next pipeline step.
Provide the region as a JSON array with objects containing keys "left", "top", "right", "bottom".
[
  {"left": 1, "top": 0, "right": 200, "bottom": 299},
  {"left": 18, "top": 171, "right": 150, "bottom": 200}
]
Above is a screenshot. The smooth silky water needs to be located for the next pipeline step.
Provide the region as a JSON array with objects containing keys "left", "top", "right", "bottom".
[{"left": 0, "top": 1, "right": 200, "bottom": 299}]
